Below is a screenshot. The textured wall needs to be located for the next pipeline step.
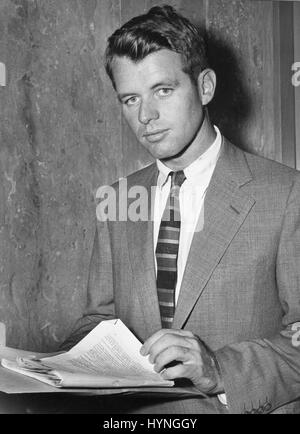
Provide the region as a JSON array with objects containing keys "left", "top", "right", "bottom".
[
  {"left": 0, "top": 0, "right": 292, "bottom": 351},
  {"left": 0, "top": 0, "right": 122, "bottom": 351}
]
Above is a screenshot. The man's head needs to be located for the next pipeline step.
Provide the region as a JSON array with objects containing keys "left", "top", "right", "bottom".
[
  {"left": 104, "top": 6, "right": 216, "bottom": 168},
  {"left": 105, "top": 5, "right": 209, "bottom": 89}
]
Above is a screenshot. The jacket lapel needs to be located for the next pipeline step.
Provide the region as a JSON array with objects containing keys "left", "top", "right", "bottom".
[
  {"left": 126, "top": 164, "right": 163, "bottom": 335},
  {"left": 173, "top": 139, "right": 256, "bottom": 329}
]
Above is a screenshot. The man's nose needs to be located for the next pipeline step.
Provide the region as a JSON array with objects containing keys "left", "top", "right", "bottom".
[{"left": 138, "top": 101, "right": 159, "bottom": 125}]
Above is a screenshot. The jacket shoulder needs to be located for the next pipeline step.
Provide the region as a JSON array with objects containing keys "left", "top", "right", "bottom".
[{"left": 229, "top": 141, "right": 300, "bottom": 187}]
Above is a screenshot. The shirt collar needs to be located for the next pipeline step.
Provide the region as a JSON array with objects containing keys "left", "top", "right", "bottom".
[{"left": 156, "top": 126, "right": 222, "bottom": 189}]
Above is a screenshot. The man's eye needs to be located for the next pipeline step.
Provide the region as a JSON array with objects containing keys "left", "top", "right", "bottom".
[
  {"left": 124, "top": 96, "right": 139, "bottom": 106},
  {"left": 156, "top": 88, "right": 173, "bottom": 97}
]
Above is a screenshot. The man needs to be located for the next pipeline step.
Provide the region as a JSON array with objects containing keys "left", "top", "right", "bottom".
[{"left": 62, "top": 6, "right": 300, "bottom": 414}]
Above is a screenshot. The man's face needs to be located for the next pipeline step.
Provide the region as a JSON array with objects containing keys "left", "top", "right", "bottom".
[{"left": 111, "top": 50, "right": 206, "bottom": 161}]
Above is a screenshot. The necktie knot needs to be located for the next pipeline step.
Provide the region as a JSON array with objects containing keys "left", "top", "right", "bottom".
[{"left": 170, "top": 170, "right": 186, "bottom": 189}]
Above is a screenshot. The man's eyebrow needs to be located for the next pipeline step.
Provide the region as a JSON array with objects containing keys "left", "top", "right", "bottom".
[
  {"left": 150, "top": 79, "right": 179, "bottom": 90},
  {"left": 117, "top": 79, "right": 180, "bottom": 101}
]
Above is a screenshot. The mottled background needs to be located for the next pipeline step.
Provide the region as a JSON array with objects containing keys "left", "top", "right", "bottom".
[{"left": 0, "top": 0, "right": 299, "bottom": 351}]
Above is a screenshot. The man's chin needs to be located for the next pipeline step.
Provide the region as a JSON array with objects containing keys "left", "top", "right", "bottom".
[
  {"left": 147, "top": 146, "right": 178, "bottom": 161},
  {"left": 143, "top": 141, "right": 188, "bottom": 162},
  {"left": 156, "top": 150, "right": 183, "bottom": 162}
]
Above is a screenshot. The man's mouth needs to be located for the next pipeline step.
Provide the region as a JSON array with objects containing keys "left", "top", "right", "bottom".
[{"left": 143, "top": 129, "right": 170, "bottom": 142}]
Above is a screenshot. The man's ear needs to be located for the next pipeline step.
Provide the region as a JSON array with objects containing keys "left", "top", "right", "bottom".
[{"left": 197, "top": 69, "right": 216, "bottom": 106}]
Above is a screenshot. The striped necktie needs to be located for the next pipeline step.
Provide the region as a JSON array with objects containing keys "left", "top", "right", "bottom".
[{"left": 156, "top": 170, "right": 186, "bottom": 328}]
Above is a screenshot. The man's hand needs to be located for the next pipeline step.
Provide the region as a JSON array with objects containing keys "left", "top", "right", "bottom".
[{"left": 140, "top": 329, "right": 224, "bottom": 395}]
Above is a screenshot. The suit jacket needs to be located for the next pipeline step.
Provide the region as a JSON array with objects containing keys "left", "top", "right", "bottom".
[{"left": 62, "top": 138, "right": 300, "bottom": 414}]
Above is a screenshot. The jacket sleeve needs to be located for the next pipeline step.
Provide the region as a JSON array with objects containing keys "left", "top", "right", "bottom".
[
  {"left": 215, "top": 174, "right": 300, "bottom": 414},
  {"left": 59, "top": 220, "right": 116, "bottom": 351}
]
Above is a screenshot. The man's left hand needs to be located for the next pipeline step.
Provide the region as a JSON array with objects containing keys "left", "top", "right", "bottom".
[{"left": 140, "top": 329, "right": 224, "bottom": 395}]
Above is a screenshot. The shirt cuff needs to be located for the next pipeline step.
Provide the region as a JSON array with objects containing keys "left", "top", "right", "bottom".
[{"left": 218, "top": 393, "right": 228, "bottom": 406}]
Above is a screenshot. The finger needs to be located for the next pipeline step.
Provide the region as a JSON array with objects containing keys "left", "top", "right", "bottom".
[
  {"left": 160, "top": 361, "right": 190, "bottom": 380},
  {"left": 148, "top": 334, "right": 194, "bottom": 364},
  {"left": 161, "top": 362, "right": 213, "bottom": 393},
  {"left": 142, "top": 329, "right": 194, "bottom": 355},
  {"left": 153, "top": 345, "right": 192, "bottom": 373},
  {"left": 141, "top": 329, "right": 194, "bottom": 356}
]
